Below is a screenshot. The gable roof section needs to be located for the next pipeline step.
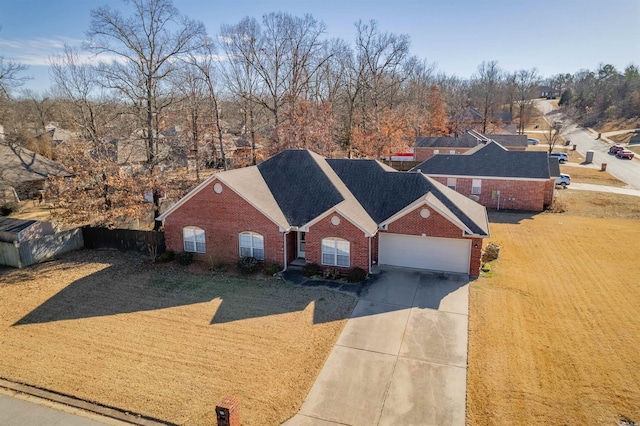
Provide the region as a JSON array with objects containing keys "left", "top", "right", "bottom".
[
  {"left": 257, "top": 150, "right": 344, "bottom": 227},
  {"left": 327, "top": 158, "right": 489, "bottom": 236},
  {"left": 216, "top": 167, "right": 290, "bottom": 230},
  {"left": 415, "top": 131, "right": 527, "bottom": 149},
  {"left": 304, "top": 151, "right": 377, "bottom": 235},
  {"left": 415, "top": 141, "right": 551, "bottom": 179}
]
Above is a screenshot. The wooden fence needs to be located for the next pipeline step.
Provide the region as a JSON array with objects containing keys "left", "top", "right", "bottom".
[
  {"left": 0, "top": 228, "right": 84, "bottom": 268},
  {"left": 82, "top": 227, "right": 165, "bottom": 255}
]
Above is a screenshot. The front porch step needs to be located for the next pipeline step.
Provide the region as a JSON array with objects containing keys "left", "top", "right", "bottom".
[{"left": 290, "top": 258, "right": 306, "bottom": 267}]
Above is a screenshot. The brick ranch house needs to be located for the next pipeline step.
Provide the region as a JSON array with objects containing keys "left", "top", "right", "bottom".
[
  {"left": 414, "top": 141, "right": 560, "bottom": 211},
  {"left": 414, "top": 129, "right": 528, "bottom": 162},
  {"left": 157, "top": 149, "right": 490, "bottom": 277}
]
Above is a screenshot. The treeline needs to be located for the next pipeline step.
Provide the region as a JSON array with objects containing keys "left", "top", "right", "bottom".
[
  {"left": 0, "top": 0, "right": 636, "bottom": 228},
  {"left": 556, "top": 64, "right": 640, "bottom": 126}
]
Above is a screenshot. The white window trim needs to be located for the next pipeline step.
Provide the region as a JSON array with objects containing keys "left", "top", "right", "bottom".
[
  {"left": 447, "top": 177, "right": 457, "bottom": 190},
  {"left": 321, "top": 237, "right": 350, "bottom": 267},
  {"left": 449, "top": 149, "right": 456, "bottom": 154},
  {"left": 183, "top": 226, "right": 206, "bottom": 253},
  {"left": 239, "top": 231, "right": 265, "bottom": 260},
  {"left": 472, "top": 179, "right": 482, "bottom": 195},
  {"left": 433, "top": 149, "right": 440, "bottom": 155}
]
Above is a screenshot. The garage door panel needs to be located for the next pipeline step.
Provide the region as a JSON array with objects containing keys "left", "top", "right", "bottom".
[{"left": 378, "top": 233, "right": 470, "bottom": 273}]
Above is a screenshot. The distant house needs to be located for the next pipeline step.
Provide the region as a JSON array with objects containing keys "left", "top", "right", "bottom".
[
  {"left": 538, "top": 85, "right": 560, "bottom": 99},
  {"left": 414, "top": 130, "right": 528, "bottom": 162},
  {"left": 414, "top": 141, "right": 557, "bottom": 211},
  {"left": 0, "top": 141, "right": 70, "bottom": 201}
]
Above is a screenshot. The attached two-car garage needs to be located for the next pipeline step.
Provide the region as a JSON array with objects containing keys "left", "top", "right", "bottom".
[{"left": 378, "top": 233, "right": 471, "bottom": 274}]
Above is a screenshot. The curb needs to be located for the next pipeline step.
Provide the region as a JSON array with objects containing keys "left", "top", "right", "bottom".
[{"left": 0, "top": 378, "right": 172, "bottom": 426}]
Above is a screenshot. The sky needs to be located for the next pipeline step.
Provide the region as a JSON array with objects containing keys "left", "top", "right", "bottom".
[{"left": 1, "top": 0, "right": 639, "bottom": 94}]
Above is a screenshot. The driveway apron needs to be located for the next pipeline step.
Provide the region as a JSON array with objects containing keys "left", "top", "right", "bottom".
[{"left": 284, "top": 268, "right": 469, "bottom": 426}]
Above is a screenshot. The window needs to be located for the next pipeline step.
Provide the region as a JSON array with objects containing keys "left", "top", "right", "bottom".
[
  {"left": 449, "top": 149, "right": 456, "bottom": 154},
  {"left": 472, "top": 179, "right": 482, "bottom": 195},
  {"left": 322, "top": 237, "right": 350, "bottom": 267},
  {"left": 433, "top": 149, "right": 440, "bottom": 155},
  {"left": 183, "top": 226, "right": 205, "bottom": 253},
  {"left": 239, "top": 232, "right": 264, "bottom": 260},
  {"left": 447, "top": 177, "right": 457, "bottom": 190}
]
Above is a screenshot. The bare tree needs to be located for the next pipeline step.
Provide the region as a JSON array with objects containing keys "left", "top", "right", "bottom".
[
  {"left": 86, "top": 0, "right": 205, "bottom": 165},
  {"left": 184, "top": 36, "right": 228, "bottom": 170},
  {"left": 471, "top": 60, "right": 503, "bottom": 133},
  {"left": 513, "top": 68, "right": 540, "bottom": 134},
  {"left": 0, "top": 58, "right": 30, "bottom": 99}
]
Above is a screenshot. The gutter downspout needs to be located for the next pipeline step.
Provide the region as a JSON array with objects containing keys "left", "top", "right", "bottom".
[
  {"left": 282, "top": 231, "right": 287, "bottom": 272},
  {"left": 368, "top": 236, "right": 372, "bottom": 274}
]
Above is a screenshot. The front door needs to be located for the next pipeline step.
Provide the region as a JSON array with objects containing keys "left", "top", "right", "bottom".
[{"left": 297, "top": 232, "right": 306, "bottom": 258}]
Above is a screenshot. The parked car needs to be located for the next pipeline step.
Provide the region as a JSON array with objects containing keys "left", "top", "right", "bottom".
[
  {"left": 616, "top": 150, "right": 635, "bottom": 159},
  {"left": 549, "top": 152, "right": 568, "bottom": 163},
  {"left": 555, "top": 173, "right": 571, "bottom": 188},
  {"left": 609, "top": 145, "right": 625, "bottom": 154},
  {"left": 527, "top": 138, "right": 540, "bottom": 145}
]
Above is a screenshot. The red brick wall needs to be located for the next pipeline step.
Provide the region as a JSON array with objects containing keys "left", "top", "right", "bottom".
[
  {"left": 469, "top": 237, "right": 483, "bottom": 277},
  {"left": 163, "top": 180, "right": 284, "bottom": 266},
  {"left": 543, "top": 178, "right": 555, "bottom": 208},
  {"left": 430, "top": 177, "right": 548, "bottom": 211},
  {"left": 305, "top": 213, "right": 370, "bottom": 271},
  {"left": 383, "top": 206, "right": 483, "bottom": 277},
  {"left": 414, "top": 147, "right": 470, "bottom": 162}
]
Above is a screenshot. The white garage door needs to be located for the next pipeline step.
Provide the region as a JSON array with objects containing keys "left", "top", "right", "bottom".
[{"left": 378, "top": 233, "right": 471, "bottom": 274}]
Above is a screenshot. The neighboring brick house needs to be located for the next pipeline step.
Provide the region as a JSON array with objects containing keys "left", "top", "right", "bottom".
[
  {"left": 414, "top": 141, "right": 559, "bottom": 212},
  {"left": 414, "top": 130, "right": 528, "bottom": 162},
  {"left": 158, "top": 149, "right": 490, "bottom": 277}
]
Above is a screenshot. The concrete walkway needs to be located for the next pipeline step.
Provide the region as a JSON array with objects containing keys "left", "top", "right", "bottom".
[
  {"left": 568, "top": 182, "right": 640, "bottom": 197},
  {"left": 284, "top": 268, "right": 470, "bottom": 426}
]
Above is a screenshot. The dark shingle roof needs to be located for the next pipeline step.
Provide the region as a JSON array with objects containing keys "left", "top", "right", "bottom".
[
  {"left": 415, "top": 133, "right": 479, "bottom": 148},
  {"left": 487, "top": 134, "right": 527, "bottom": 147},
  {"left": 327, "top": 159, "right": 488, "bottom": 236},
  {"left": 415, "top": 131, "right": 526, "bottom": 149},
  {"left": 257, "top": 150, "right": 344, "bottom": 226},
  {"left": 415, "top": 141, "right": 551, "bottom": 179},
  {"left": 548, "top": 157, "right": 561, "bottom": 177},
  {"left": 327, "top": 159, "right": 431, "bottom": 223}
]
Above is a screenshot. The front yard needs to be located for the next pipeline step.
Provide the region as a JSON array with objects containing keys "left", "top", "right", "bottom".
[
  {"left": 0, "top": 251, "right": 356, "bottom": 425},
  {"left": 467, "top": 208, "right": 640, "bottom": 424}
]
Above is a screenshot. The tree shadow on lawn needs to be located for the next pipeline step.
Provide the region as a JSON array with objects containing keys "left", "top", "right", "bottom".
[{"left": 12, "top": 264, "right": 354, "bottom": 327}]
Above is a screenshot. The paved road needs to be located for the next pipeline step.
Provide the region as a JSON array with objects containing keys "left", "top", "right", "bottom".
[
  {"left": 285, "top": 268, "right": 469, "bottom": 425},
  {"left": 0, "top": 390, "right": 115, "bottom": 426},
  {"left": 534, "top": 99, "right": 640, "bottom": 189}
]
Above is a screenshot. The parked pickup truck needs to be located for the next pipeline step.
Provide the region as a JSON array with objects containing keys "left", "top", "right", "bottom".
[
  {"left": 616, "top": 150, "right": 635, "bottom": 159},
  {"left": 549, "top": 152, "right": 568, "bottom": 163},
  {"left": 555, "top": 173, "right": 571, "bottom": 188}
]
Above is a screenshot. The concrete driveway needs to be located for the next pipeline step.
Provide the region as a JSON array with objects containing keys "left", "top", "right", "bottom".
[{"left": 284, "top": 267, "right": 469, "bottom": 426}]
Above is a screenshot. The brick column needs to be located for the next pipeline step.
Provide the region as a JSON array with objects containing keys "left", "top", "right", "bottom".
[{"left": 216, "top": 396, "right": 240, "bottom": 426}]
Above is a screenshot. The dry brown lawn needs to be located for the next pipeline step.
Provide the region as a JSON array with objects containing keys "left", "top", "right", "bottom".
[
  {"left": 594, "top": 118, "right": 640, "bottom": 133},
  {"left": 468, "top": 201, "right": 640, "bottom": 424},
  {"left": 0, "top": 251, "right": 356, "bottom": 425},
  {"left": 560, "top": 165, "right": 627, "bottom": 187}
]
